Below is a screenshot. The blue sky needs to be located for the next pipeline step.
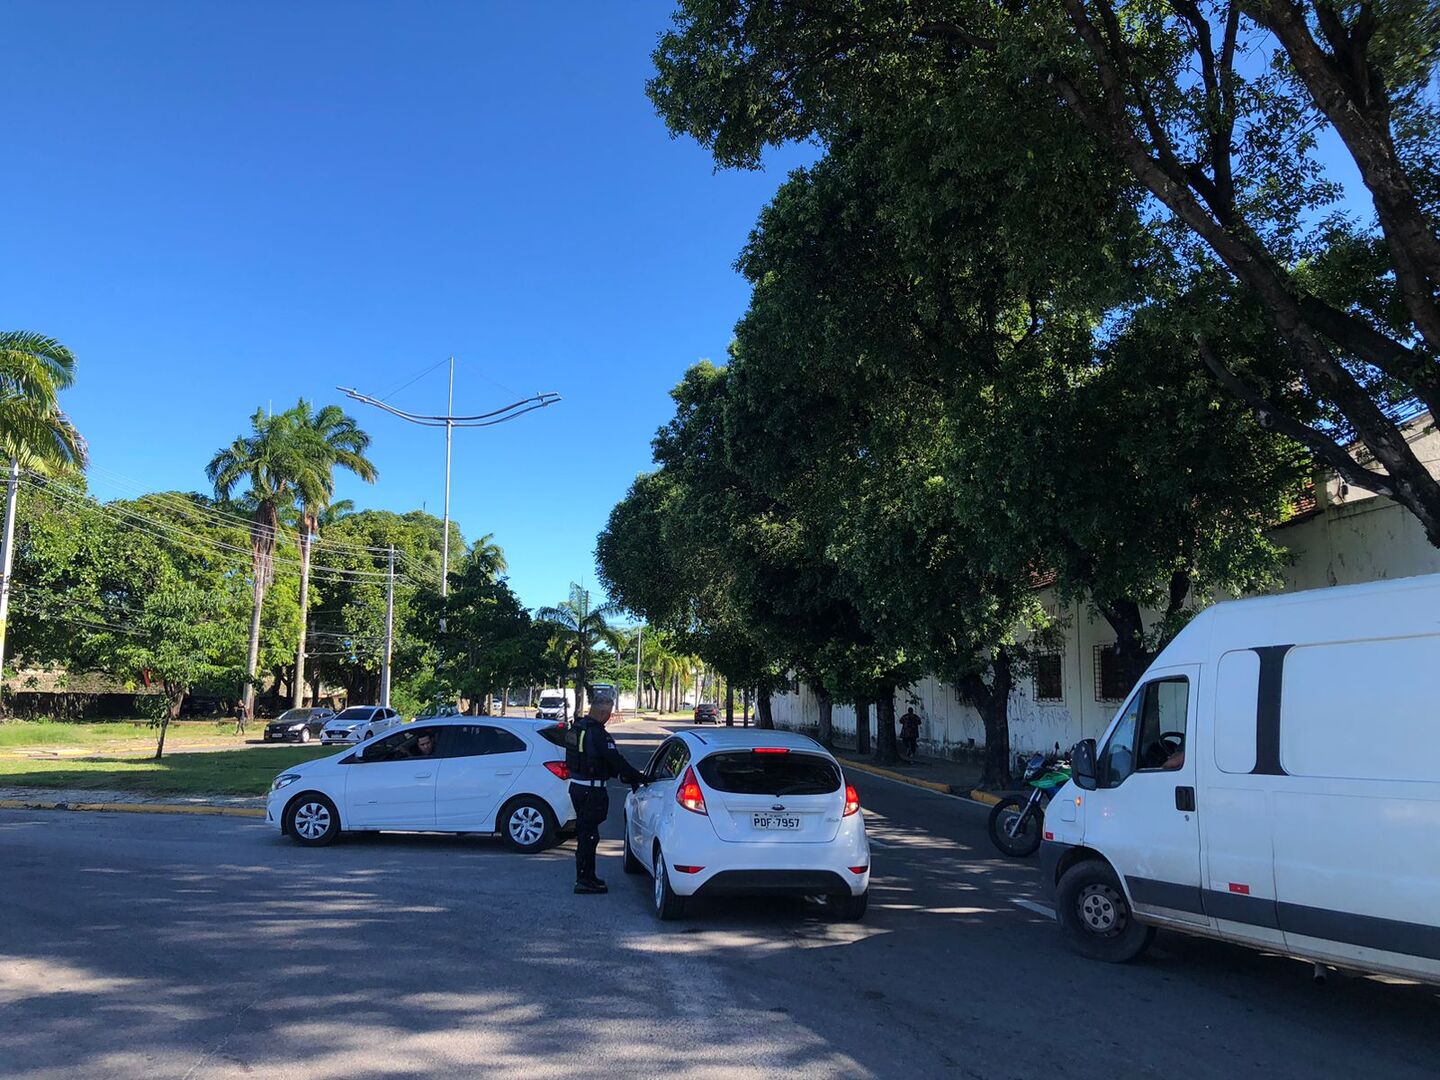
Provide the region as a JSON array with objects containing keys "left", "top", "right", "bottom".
[{"left": 0, "top": 2, "right": 813, "bottom": 610}]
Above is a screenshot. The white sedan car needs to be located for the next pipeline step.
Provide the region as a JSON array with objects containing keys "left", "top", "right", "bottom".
[
  {"left": 267, "top": 717, "right": 575, "bottom": 852},
  {"left": 320, "top": 705, "right": 404, "bottom": 746},
  {"left": 623, "top": 729, "right": 870, "bottom": 920}
]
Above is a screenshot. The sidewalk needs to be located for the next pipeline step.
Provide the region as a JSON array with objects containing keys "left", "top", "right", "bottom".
[
  {"left": 0, "top": 785, "right": 265, "bottom": 817},
  {"left": 831, "top": 747, "right": 990, "bottom": 801}
]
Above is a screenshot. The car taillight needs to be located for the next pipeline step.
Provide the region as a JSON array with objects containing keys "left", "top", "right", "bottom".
[
  {"left": 543, "top": 761, "right": 570, "bottom": 780},
  {"left": 676, "top": 766, "right": 708, "bottom": 815},
  {"left": 843, "top": 784, "right": 860, "bottom": 816}
]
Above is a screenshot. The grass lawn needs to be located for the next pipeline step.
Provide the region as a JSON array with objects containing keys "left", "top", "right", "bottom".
[
  {"left": 0, "top": 745, "right": 338, "bottom": 796},
  {"left": 0, "top": 720, "right": 242, "bottom": 749}
]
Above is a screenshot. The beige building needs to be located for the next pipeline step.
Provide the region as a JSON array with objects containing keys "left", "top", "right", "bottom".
[{"left": 770, "top": 415, "right": 1440, "bottom": 758}]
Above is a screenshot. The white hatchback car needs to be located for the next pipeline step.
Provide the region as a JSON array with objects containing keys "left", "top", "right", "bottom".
[
  {"left": 623, "top": 729, "right": 870, "bottom": 920},
  {"left": 320, "top": 705, "right": 404, "bottom": 746},
  {"left": 267, "top": 718, "right": 575, "bottom": 852}
]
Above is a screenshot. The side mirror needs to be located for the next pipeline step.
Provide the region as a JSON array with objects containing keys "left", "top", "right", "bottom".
[{"left": 1072, "top": 738, "right": 1098, "bottom": 791}]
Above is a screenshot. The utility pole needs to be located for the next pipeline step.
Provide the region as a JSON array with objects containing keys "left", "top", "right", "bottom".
[
  {"left": 380, "top": 545, "right": 395, "bottom": 707},
  {"left": 0, "top": 459, "right": 19, "bottom": 701},
  {"left": 441, "top": 356, "right": 454, "bottom": 601}
]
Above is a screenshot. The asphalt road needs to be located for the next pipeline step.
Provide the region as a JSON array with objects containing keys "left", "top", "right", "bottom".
[{"left": 1, "top": 725, "right": 1436, "bottom": 1079}]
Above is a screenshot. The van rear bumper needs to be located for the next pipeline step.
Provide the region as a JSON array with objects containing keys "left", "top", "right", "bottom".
[{"left": 1038, "top": 840, "right": 1075, "bottom": 901}]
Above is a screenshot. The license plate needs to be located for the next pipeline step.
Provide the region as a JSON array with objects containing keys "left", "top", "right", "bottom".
[{"left": 752, "top": 814, "right": 801, "bottom": 831}]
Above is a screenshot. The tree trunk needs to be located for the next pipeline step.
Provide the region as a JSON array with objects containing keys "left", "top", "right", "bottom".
[
  {"left": 1097, "top": 598, "right": 1152, "bottom": 698},
  {"left": 755, "top": 689, "right": 774, "bottom": 730},
  {"left": 154, "top": 688, "right": 184, "bottom": 760},
  {"left": 815, "top": 684, "right": 833, "bottom": 748},
  {"left": 292, "top": 528, "right": 313, "bottom": 707},
  {"left": 501, "top": 687, "right": 510, "bottom": 716},
  {"left": 855, "top": 699, "right": 871, "bottom": 755},
  {"left": 875, "top": 689, "right": 899, "bottom": 765},
  {"left": 725, "top": 682, "right": 735, "bottom": 726},
  {"left": 743, "top": 687, "right": 751, "bottom": 726},
  {"left": 242, "top": 571, "right": 265, "bottom": 718},
  {"left": 959, "top": 648, "right": 1015, "bottom": 789}
]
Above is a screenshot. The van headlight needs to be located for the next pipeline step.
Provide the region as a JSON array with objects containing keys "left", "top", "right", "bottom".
[{"left": 271, "top": 773, "right": 302, "bottom": 792}]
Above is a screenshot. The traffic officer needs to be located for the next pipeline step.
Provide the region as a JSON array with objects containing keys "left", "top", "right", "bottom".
[{"left": 565, "top": 691, "right": 643, "bottom": 894}]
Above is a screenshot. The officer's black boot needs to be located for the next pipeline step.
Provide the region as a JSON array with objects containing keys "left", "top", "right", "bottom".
[{"left": 574, "top": 879, "right": 608, "bottom": 894}]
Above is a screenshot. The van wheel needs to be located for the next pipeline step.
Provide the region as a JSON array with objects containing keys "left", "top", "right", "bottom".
[
  {"left": 1055, "top": 860, "right": 1155, "bottom": 962},
  {"left": 285, "top": 793, "right": 341, "bottom": 846},
  {"left": 499, "top": 796, "right": 556, "bottom": 853},
  {"left": 622, "top": 813, "right": 643, "bottom": 874},
  {"left": 653, "top": 849, "right": 686, "bottom": 921}
]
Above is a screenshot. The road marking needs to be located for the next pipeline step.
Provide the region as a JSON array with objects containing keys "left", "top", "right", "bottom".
[{"left": 1012, "top": 898, "right": 1056, "bottom": 920}]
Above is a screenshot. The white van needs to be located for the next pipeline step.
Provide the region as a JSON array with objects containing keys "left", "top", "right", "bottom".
[
  {"left": 535, "top": 688, "right": 573, "bottom": 721},
  {"left": 1040, "top": 574, "right": 1440, "bottom": 984}
]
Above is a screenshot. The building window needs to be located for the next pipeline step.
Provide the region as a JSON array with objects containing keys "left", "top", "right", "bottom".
[
  {"left": 1033, "top": 653, "right": 1064, "bottom": 703},
  {"left": 1093, "top": 644, "right": 1128, "bottom": 702}
]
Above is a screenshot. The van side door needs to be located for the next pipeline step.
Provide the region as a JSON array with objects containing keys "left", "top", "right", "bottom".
[{"left": 1084, "top": 665, "right": 1208, "bottom": 927}]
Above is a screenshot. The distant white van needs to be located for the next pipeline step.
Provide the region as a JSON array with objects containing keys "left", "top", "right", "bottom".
[
  {"left": 535, "top": 688, "right": 573, "bottom": 721},
  {"left": 1041, "top": 573, "right": 1440, "bottom": 984}
]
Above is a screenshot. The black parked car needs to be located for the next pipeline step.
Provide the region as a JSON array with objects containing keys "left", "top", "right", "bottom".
[
  {"left": 263, "top": 707, "right": 336, "bottom": 743},
  {"left": 693, "top": 702, "right": 721, "bottom": 724}
]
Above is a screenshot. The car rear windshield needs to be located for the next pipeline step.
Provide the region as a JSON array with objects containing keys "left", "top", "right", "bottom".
[
  {"left": 696, "top": 751, "right": 840, "bottom": 795},
  {"left": 536, "top": 724, "right": 567, "bottom": 748}
]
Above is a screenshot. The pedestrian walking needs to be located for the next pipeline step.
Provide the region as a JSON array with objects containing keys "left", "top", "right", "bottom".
[
  {"left": 564, "top": 692, "right": 643, "bottom": 894},
  {"left": 899, "top": 707, "right": 921, "bottom": 760},
  {"left": 234, "top": 697, "right": 249, "bottom": 736}
]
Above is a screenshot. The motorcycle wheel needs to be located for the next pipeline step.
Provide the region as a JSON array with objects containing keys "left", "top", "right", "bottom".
[{"left": 987, "top": 796, "right": 1043, "bottom": 858}]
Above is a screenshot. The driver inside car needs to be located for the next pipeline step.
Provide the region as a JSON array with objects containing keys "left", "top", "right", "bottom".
[{"left": 399, "top": 732, "right": 437, "bottom": 759}]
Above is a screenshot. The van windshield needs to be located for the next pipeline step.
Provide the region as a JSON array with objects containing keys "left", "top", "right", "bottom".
[
  {"left": 697, "top": 752, "right": 840, "bottom": 795},
  {"left": 539, "top": 696, "right": 564, "bottom": 707}
]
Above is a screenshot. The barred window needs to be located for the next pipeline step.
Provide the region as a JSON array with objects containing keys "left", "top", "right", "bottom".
[
  {"left": 1093, "top": 644, "right": 1128, "bottom": 702},
  {"left": 1033, "top": 653, "right": 1064, "bottom": 703}
]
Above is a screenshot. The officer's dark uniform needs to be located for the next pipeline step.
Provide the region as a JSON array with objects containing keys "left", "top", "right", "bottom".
[{"left": 565, "top": 713, "right": 643, "bottom": 893}]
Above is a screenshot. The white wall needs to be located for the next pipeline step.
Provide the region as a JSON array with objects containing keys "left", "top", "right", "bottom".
[{"left": 769, "top": 490, "right": 1440, "bottom": 757}]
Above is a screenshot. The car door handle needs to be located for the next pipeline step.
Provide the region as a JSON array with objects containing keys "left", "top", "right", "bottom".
[
  {"left": 496, "top": 770, "right": 514, "bottom": 777},
  {"left": 1175, "top": 786, "right": 1196, "bottom": 812},
  {"left": 414, "top": 772, "right": 433, "bottom": 780}
]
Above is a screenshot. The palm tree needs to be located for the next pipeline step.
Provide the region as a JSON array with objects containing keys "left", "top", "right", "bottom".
[
  {"left": 536, "top": 583, "right": 624, "bottom": 714},
  {"left": 207, "top": 408, "right": 317, "bottom": 717},
  {"left": 0, "top": 331, "right": 86, "bottom": 473},
  {"left": 288, "top": 401, "right": 377, "bottom": 707}
]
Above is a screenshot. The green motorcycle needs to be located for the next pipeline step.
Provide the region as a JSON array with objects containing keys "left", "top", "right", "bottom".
[{"left": 987, "top": 751, "right": 1072, "bottom": 858}]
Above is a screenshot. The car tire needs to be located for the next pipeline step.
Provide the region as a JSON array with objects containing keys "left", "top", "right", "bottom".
[
  {"left": 622, "top": 813, "right": 643, "bottom": 874},
  {"left": 833, "top": 891, "right": 868, "bottom": 921},
  {"left": 653, "top": 848, "right": 686, "bottom": 921},
  {"left": 499, "top": 796, "right": 556, "bottom": 854},
  {"left": 299, "top": 728, "right": 312, "bottom": 744},
  {"left": 284, "top": 792, "right": 341, "bottom": 846},
  {"left": 987, "top": 797, "right": 1042, "bottom": 858},
  {"left": 1055, "top": 859, "right": 1156, "bottom": 963}
]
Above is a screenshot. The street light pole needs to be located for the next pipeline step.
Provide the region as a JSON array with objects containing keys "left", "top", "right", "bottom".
[
  {"left": 634, "top": 625, "right": 644, "bottom": 717},
  {"left": 441, "top": 356, "right": 454, "bottom": 599},
  {"left": 337, "top": 368, "right": 560, "bottom": 599},
  {"left": 0, "top": 459, "right": 20, "bottom": 696}
]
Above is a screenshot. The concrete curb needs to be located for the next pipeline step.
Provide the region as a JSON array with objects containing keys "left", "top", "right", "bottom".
[
  {"left": 967, "top": 789, "right": 1004, "bottom": 806},
  {"left": 0, "top": 797, "right": 265, "bottom": 819},
  {"left": 836, "top": 758, "right": 955, "bottom": 795}
]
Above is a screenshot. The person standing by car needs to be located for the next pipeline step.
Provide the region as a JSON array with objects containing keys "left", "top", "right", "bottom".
[
  {"left": 234, "top": 697, "right": 249, "bottom": 736},
  {"left": 565, "top": 693, "right": 643, "bottom": 894},
  {"left": 899, "top": 707, "right": 921, "bottom": 760}
]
